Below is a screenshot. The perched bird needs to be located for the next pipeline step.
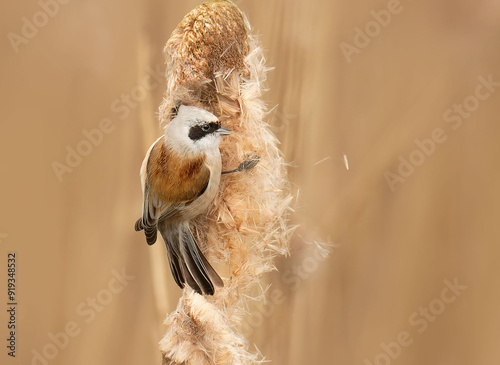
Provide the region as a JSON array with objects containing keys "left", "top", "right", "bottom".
[{"left": 135, "top": 105, "right": 231, "bottom": 295}]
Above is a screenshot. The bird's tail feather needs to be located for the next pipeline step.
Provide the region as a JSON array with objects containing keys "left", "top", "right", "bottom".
[
  {"left": 134, "top": 218, "right": 142, "bottom": 231},
  {"left": 159, "top": 221, "right": 223, "bottom": 295},
  {"left": 134, "top": 218, "right": 158, "bottom": 245}
]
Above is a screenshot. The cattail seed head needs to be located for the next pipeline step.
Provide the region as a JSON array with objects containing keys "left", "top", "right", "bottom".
[{"left": 159, "top": 1, "right": 295, "bottom": 363}]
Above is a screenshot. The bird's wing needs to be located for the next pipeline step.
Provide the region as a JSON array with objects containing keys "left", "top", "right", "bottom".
[{"left": 138, "top": 138, "right": 210, "bottom": 243}]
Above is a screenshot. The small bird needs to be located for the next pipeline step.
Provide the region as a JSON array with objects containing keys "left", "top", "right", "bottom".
[{"left": 135, "top": 104, "right": 258, "bottom": 295}]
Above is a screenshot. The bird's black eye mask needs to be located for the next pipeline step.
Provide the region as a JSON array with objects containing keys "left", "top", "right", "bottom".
[{"left": 188, "top": 121, "right": 221, "bottom": 141}]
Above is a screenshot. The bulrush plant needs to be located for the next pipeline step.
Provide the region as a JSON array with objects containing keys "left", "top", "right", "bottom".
[{"left": 153, "top": 1, "right": 295, "bottom": 364}]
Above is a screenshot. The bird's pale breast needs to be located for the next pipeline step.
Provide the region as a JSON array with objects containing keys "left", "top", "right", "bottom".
[{"left": 147, "top": 140, "right": 210, "bottom": 205}]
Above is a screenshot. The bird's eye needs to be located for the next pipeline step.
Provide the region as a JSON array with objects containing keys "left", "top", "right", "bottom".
[{"left": 201, "top": 124, "right": 210, "bottom": 132}]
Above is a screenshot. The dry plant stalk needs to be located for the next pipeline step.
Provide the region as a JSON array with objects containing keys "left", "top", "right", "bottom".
[{"left": 158, "top": 1, "right": 294, "bottom": 363}]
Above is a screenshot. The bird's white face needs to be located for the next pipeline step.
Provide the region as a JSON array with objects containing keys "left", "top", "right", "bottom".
[{"left": 165, "top": 105, "right": 226, "bottom": 155}]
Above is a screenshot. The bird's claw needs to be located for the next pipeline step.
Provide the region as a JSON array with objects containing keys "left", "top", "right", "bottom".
[
  {"left": 237, "top": 154, "right": 260, "bottom": 172},
  {"left": 222, "top": 154, "right": 260, "bottom": 175}
]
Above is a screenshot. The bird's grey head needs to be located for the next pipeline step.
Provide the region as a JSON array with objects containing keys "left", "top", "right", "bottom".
[{"left": 165, "top": 105, "right": 231, "bottom": 154}]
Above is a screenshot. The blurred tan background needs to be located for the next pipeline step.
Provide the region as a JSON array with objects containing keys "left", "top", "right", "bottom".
[{"left": 1, "top": 0, "right": 500, "bottom": 364}]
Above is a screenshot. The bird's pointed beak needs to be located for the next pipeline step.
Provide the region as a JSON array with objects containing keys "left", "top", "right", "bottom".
[{"left": 216, "top": 125, "right": 232, "bottom": 136}]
